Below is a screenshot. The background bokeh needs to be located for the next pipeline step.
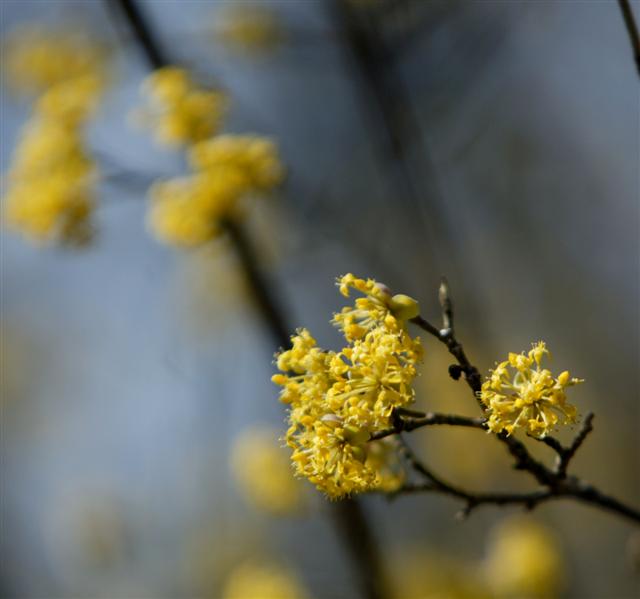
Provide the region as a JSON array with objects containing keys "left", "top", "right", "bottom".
[{"left": 1, "top": 1, "right": 639, "bottom": 598}]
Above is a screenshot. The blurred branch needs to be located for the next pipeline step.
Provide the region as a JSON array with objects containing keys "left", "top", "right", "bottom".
[
  {"left": 618, "top": 0, "right": 640, "bottom": 75},
  {"left": 105, "top": 1, "right": 388, "bottom": 597}
]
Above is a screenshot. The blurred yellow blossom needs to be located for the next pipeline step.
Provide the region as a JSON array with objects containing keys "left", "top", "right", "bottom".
[
  {"left": 231, "top": 427, "right": 305, "bottom": 515},
  {"left": 215, "top": 5, "right": 284, "bottom": 54},
  {"left": 272, "top": 275, "right": 422, "bottom": 498},
  {"left": 148, "top": 134, "right": 284, "bottom": 247},
  {"left": 139, "top": 64, "right": 284, "bottom": 247},
  {"left": 2, "top": 24, "right": 107, "bottom": 96},
  {"left": 390, "top": 548, "right": 491, "bottom": 599},
  {"left": 140, "top": 67, "right": 227, "bottom": 146},
  {"left": 223, "top": 561, "right": 310, "bottom": 599},
  {"left": 483, "top": 516, "right": 564, "bottom": 598},
  {"left": 189, "top": 134, "right": 284, "bottom": 192},
  {"left": 480, "top": 342, "right": 583, "bottom": 438},
  {"left": 3, "top": 29, "right": 107, "bottom": 245}
]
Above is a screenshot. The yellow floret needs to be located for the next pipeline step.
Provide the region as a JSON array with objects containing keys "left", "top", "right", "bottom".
[{"left": 480, "top": 342, "right": 583, "bottom": 438}]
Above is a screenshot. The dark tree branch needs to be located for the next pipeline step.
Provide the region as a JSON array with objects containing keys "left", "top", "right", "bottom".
[
  {"left": 108, "top": 0, "right": 168, "bottom": 69},
  {"left": 533, "top": 413, "right": 595, "bottom": 478},
  {"left": 370, "top": 411, "right": 485, "bottom": 441},
  {"left": 399, "top": 285, "right": 640, "bottom": 525},
  {"left": 105, "top": 1, "right": 387, "bottom": 596},
  {"left": 618, "top": 0, "right": 640, "bottom": 76}
]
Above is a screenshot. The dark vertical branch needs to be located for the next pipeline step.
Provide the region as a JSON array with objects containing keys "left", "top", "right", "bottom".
[
  {"left": 618, "top": 0, "right": 640, "bottom": 76},
  {"left": 107, "top": 0, "right": 167, "bottom": 69},
  {"left": 106, "top": 2, "right": 387, "bottom": 597},
  {"left": 223, "top": 219, "right": 292, "bottom": 349}
]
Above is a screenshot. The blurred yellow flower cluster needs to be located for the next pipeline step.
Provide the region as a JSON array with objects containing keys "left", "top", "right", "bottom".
[
  {"left": 231, "top": 427, "right": 304, "bottom": 515},
  {"left": 141, "top": 67, "right": 284, "bottom": 247},
  {"left": 2, "top": 25, "right": 107, "bottom": 96},
  {"left": 483, "top": 516, "right": 564, "bottom": 598},
  {"left": 215, "top": 5, "right": 284, "bottom": 55},
  {"left": 223, "top": 561, "right": 310, "bottom": 599},
  {"left": 480, "top": 342, "right": 582, "bottom": 437},
  {"left": 148, "top": 134, "right": 283, "bottom": 246},
  {"left": 272, "top": 274, "right": 422, "bottom": 498},
  {"left": 3, "top": 26, "right": 107, "bottom": 245},
  {"left": 141, "top": 67, "right": 227, "bottom": 146},
  {"left": 392, "top": 515, "right": 563, "bottom": 599}
]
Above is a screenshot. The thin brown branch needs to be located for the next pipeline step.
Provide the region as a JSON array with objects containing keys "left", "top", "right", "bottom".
[
  {"left": 532, "top": 413, "right": 596, "bottom": 477},
  {"left": 410, "top": 314, "right": 483, "bottom": 401},
  {"left": 370, "top": 411, "right": 485, "bottom": 441},
  {"left": 395, "top": 432, "right": 640, "bottom": 524},
  {"left": 404, "top": 285, "right": 640, "bottom": 525},
  {"left": 394, "top": 435, "right": 554, "bottom": 518}
]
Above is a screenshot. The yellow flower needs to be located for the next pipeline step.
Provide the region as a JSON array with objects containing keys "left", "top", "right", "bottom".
[
  {"left": 189, "top": 134, "right": 285, "bottom": 192},
  {"left": 272, "top": 276, "right": 422, "bottom": 498},
  {"left": 147, "top": 171, "right": 246, "bottom": 247},
  {"left": 480, "top": 342, "right": 583, "bottom": 437},
  {"left": 2, "top": 24, "right": 107, "bottom": 246},
  {"left": 230, "top": 427, "right": 304, "bottom": 515},
  {"left": 366, "top": 438, "right": 405, "bottom": 493},
  {"left": 147, "top": 135, "right": 284, "bottom": 247},
  {"left": 141, "top": 67, "right": 227, "bottom": 146},
  {"left": 214, "top": 5, "right": 284, "bottom": 54},
  {"left": 223, "top": 561, "right": 310, "bottom": 599},
  {"left": 333, "top": 273, "right": 420, "bottom": 341},
  {"left": 390, "top": 547, "right": 491, "bottom": 599},
  {"left": 3, "top": 24, "right": 107, "bottom": 96},
  {"left": 36, "top": 74, "right": 104, "bottom": 125},
  {"left": 483, "top": 516, "right": 564, "bottom": 598},
  {"left": 4, "top": 173, "right": 94, "bottom": 245},
  {"left": 3, "top": 79, "right": 102, "bottom": 245}
]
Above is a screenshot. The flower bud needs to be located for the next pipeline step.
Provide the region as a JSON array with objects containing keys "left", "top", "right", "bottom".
[{"left": 389, "top": 294, "right": 420, "bottom": 320}]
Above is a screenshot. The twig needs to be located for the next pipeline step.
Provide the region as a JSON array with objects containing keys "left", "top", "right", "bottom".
[
  {"left": 401, "top": 284, "right": 640, "bottom": 525},
  {"left": 438, "top": 277, "right": 454, "bottom": 333},
  {"left": 370, "top": 411, "right": 485, "bottom": 441},
  {"left": 410, "top": 314, "right": 483, "bottom": 401},
  {"left": 618, "top": 0, "right": 640, "bottom": 76},
  {"left": 533, "top": 413, "right": 595, "bottom": 478},
  {"left": 395, "top": 435, "right": 554, "bottom": 518}
]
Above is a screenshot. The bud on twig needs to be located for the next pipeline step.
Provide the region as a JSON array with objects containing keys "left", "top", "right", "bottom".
[{"left": 438, "top": 277, "right": 453, "bottom": 332}]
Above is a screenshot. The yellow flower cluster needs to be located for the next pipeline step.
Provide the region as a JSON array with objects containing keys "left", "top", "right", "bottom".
[
  {"left": 139, "top": 66, "right": 284, "bottom": 247},
  {"left": 141, "top": 67, "right": 227, "bottom": 146},
  {"left": 483, "top": 516, "right": 564, "bottom": 598},
  {"left": 148, "top": 134, "right": 283, "bottom": 247},
  {"left": 2, "top": 25, "right": 107, "bottom": 96},
  {"left": 3, "top": 27, "right": 107, "bottom": 245},
  {"left": 480, "top": 342, "right": 582, "bottom": 437},
  {"left": 223, "top": 561, "right": 310, "bottom": 599},
  {"left": 215, "top": 5, "right": 284, "bottom": 54},
  {"left": 231, "top": 427, "right": 304, "bottom": 515},
  {"left": 272, "top": 275, "right": 422, "bottom": 498},
  {"left": 390, "top": 515, "right": 564, "bottom": 599}
]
